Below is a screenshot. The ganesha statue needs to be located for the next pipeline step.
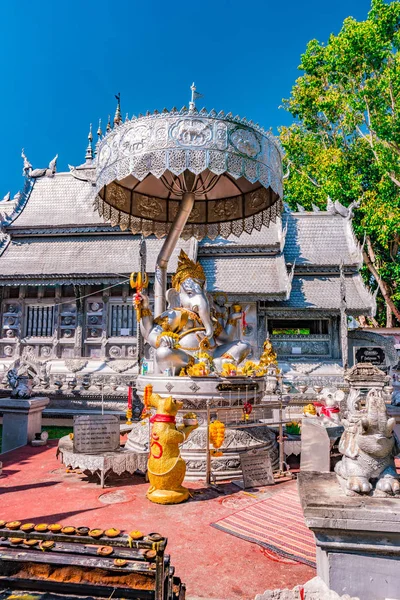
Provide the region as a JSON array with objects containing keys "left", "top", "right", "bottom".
[
  {"left": 137, "top": 250, "right": 251, "bottom": 372},
  {"left": 335, "top": 387, "right": 400, "bottom": 496}
]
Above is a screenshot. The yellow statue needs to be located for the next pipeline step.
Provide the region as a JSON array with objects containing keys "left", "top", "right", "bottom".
[
  {"left": 146, "top": 392, "right": 198, "bottom": 504},
  {"left": 259, "top": 338, "right": 278, "bottom": 367}
]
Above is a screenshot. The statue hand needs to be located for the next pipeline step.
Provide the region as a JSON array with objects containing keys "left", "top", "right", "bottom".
[
  {"left": 159, "top": 335, "right": 178, "bottom": 349},
  {"left": 137, "top": 291, "right": 150, "bottom": 309}
]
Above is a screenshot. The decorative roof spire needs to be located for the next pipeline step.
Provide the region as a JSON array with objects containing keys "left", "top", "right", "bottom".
[
  {"left": 85, "top": 123, "right": 93, "bottom": 162},
  {"left": 106, "top": 115, "right": 111, "bottom": 132},
  {"left": 97, "top": 118, "right": 102, "bottom": 139},
  {"left": 189, "top": 82, "right": 203, "bottom": 111},
  {"left": 114, "top": 92, "right": 122, "bottom": 125},
  {"left": 125, "top": 112, "right": 129, "bottom": 122}
]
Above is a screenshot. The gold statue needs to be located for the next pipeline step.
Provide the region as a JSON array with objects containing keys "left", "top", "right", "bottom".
[
  {"left": 259, "top": 338, "right": 278, "bottom": 367},
  {"left": 146, "top": 392, "right": 198, "bottom": 504}
]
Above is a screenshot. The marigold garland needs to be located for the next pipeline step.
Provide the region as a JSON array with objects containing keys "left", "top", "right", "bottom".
[{"left": 209, "top": 420, "right": 225, "bottom": 449}]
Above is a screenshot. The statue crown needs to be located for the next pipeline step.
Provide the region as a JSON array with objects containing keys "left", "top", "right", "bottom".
[{"left": 172, "top": 250, "right": 206, "bottom": 291}]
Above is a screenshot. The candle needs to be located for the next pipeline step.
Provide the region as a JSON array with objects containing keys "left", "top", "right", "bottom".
[{"left": 127, "top": 386, "right": 133, "bottom": 410}]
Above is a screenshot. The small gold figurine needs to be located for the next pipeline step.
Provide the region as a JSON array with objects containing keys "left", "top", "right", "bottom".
[{"left": 259, "top": 338, "right": 278, "bottom": 367}]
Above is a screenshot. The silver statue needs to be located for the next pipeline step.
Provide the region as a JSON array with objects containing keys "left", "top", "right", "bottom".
[
  {"left": 138, "top": 250, "right": 251, "bottom": 372},
  {"left": 7, "top": 363, "right": 33, "bottom": 399},
  {"left": 335, "top": 387, "right": 400, "bottom": 496}
]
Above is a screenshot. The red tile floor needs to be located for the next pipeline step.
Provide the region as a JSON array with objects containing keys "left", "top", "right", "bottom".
[{"left": 0, "top": 441, "right": 315, "bottom": 600}]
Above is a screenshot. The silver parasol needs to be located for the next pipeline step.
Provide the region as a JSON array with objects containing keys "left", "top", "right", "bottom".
[{"left": 95, "top": 86, "right": 283, "bottom": 315}]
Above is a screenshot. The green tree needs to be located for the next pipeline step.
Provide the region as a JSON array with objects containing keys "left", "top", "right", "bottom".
[{"left": 280, "top": 0, "right": 400, "bottom": 326}]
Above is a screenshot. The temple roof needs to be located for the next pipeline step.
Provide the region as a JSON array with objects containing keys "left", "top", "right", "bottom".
[
  {"left": 282, "top": 212, "right": 362, "bottom": 267},
  {"left": 266, "top": 274, "right": 374, "bottom": 315},
  {"left": 198, "top": 222, "right": 283, "bottom": 252},
  {"left": 0, "top": 234, "right": 192, "bottom": 284},
  {"left": 8, "top": 173, "right": 102, "bottom": 229},
  {"left": 199, "top": 254, "right": 290, "bottom": 297}
]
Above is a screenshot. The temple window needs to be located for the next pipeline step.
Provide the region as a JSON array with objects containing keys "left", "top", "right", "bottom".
[
  {"left": 25, "top": 305, "right": 55, "bottom": 337},
  {"left": 268, "top": 319, "right": 329, "bottom": 335},
  {"left": 109, "top": 302, "right": 136, "bottom": 337}
]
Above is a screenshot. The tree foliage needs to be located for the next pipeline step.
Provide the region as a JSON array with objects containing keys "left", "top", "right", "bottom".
[{"left": 280, "top": 0, "right": 400, "bottom": 325}]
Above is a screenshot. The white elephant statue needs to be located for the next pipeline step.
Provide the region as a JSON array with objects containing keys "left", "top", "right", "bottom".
[{"left": 137, "top": 250, "right": 251, "bottom": 373}]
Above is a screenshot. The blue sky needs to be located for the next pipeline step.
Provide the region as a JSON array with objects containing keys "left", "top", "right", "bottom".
[{"left": 0, "top": 0, "right": 373, "bottom": 196}]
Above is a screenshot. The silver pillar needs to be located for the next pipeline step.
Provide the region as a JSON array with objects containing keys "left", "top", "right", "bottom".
[{"left": 154, "top": 192, "right": 195, "bottom": 317}]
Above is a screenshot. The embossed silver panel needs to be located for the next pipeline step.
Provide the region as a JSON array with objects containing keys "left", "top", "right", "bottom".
[{"left": 95, "top": 109, "right": 283, "bottom": 240}]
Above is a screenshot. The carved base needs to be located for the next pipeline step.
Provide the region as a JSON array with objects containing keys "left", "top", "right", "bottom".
[{"left": 125, "top": 375, "right": 278, "bottom": 481}]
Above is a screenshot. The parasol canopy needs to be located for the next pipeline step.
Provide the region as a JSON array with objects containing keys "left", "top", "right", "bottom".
[{"left": 95, "top": 106, "right": 283, "bottom": 241}]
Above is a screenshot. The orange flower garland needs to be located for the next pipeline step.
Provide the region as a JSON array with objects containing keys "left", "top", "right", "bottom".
[{"left": 209, "top": 420, "right": 225, "bottom": 456}]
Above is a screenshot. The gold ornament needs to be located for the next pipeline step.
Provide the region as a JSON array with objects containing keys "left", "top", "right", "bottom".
[
  {"left": 259, "top": 338, "right": 278, "bottom": 367},
  {"left": 171, "top": 250, "right": 206, "bottom": 291}
]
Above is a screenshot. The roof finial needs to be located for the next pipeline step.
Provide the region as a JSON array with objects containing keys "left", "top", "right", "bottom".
[
  {"left": 21, "top": 149, "right": 32, "bottom": 177},
  {"left": 189, "top": 82, "right": 203, "bottom": 111},
  {"left": 125, "top": 112, "right": 129, "bottom": 122},
  {"left": 85, "top": 123, "right": 93, "bottom": 162},
  {"left": 97, "top": 118, "right": 102, "bottom": 139},
  {"left": 114, "top": 92, "right": 122, "bottom": 125},
  {"left": 106, "top": 115, "right": 111, "bottom": 132}
]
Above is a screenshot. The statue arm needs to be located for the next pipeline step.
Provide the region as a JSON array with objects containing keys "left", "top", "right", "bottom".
[
  {"left": 177, "top": 423, "right": 199, "bottom": 440},
  {"left": 222, "top": 312, "right": 242, "bottom": 341}
]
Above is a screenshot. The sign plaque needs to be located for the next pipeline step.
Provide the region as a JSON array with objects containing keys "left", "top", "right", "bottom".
[
  {"left": 240, "top": 448, "right": 275, "bottom": 488},
  {"left": 355, "top": 346, "right": 386, "bottom": 366},
  {"left": 73, "top": 415, "right": 120, "bottom": 454}
]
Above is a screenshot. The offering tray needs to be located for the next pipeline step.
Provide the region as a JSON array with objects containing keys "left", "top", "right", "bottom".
[{"left": 0, "top": 524, "right": 182, "bottom": 600}]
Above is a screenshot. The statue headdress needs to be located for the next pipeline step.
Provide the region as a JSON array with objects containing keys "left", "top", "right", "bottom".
[{"left": 172, "top": 250, "right": 206, "bottom": 291}]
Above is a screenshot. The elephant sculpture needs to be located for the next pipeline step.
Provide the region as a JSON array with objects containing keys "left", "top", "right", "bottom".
[
  {"left": 335, "top": 387, "right": 400, "bottom": 496},
  {"left": 137, "top": 250, "right": 251, "bottom": 372}
]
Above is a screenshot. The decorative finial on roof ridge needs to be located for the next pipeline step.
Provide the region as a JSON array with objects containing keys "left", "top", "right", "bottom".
[
  {"left": 189, "top": 82, "right": 203, "bottom": 112},
  {"left": 106, "top": 115, "right": 111, "bottom": 132},
  {"left": 114, "top": 92, "right": 122, "bottom": 125},
  {"left": 97, "top": 118, "right": 103, "bottom": 139},
  {"left": 85, "top": 123, "right": 93, "bottom": 162},
  {"left": 21, "top": 149, "right": 32, "bottom": 177},
  {"left": 125, "top": 112, "right": 129, "bottom": 122},
  {"left": 1, "top": 192, "right": 10, "bottom": 202}
]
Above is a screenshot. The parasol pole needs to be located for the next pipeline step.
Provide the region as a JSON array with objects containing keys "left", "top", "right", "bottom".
[{"left": 154, "top": 190, "right": 195, "bottom": 318}]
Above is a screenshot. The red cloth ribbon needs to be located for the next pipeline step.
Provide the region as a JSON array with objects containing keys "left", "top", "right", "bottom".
[
  {"left": 313, "top": 402, "right": 340, "bottom": 417},
  {"left": 150, "top": 414, "right": 176, "bottom": 424},
  {"left": 127, "top": 386, "right": 132, "bottom": 409}
]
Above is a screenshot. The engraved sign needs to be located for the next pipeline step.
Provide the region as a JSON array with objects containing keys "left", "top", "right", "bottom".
[
  {"left": 240, "top": 449, "right": 275, "bottom": 488},
  {"left": 355, "top": 346, "right": 386, "bottom": 366},
  {"left": 73, "top": 415, "right": 120, "bottom": 454}
]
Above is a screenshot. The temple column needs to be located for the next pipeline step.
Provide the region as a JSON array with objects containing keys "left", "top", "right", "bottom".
[
  {"left": 331, "top": 315, "right": 341, "bottom": 360},
  {"left": 73, "top": 285, "right": 83, "bottom": 358},
  {"left": 101, "top": 289, "right": 109, "bottom": 359},
  {"left": 16, "top": 285, "right": 26, "bottom": 358},
  {"left": 257, "top": 312, "right": 267, "bottom": 359},
  {"left": 52, "top": 285, "right": 61, "bottom": 358}
]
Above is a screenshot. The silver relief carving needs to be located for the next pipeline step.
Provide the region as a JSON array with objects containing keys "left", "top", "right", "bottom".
[
  {"left": 170, "top": 118, "right": 212, "bottom": 146},
  {"left": 230, "top": 127, "right": 261, "bottom": 158}
]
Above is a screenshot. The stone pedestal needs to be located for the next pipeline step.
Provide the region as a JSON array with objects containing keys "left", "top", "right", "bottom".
[
  {"left": 298, "top": 472, "right": 400, "bottom": 600},
  {"left": 0, "top": 396, "right": 49, "bottom": 453},
  {"left": 126, "top": 374, "right": 278, "bottom": 481}
]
